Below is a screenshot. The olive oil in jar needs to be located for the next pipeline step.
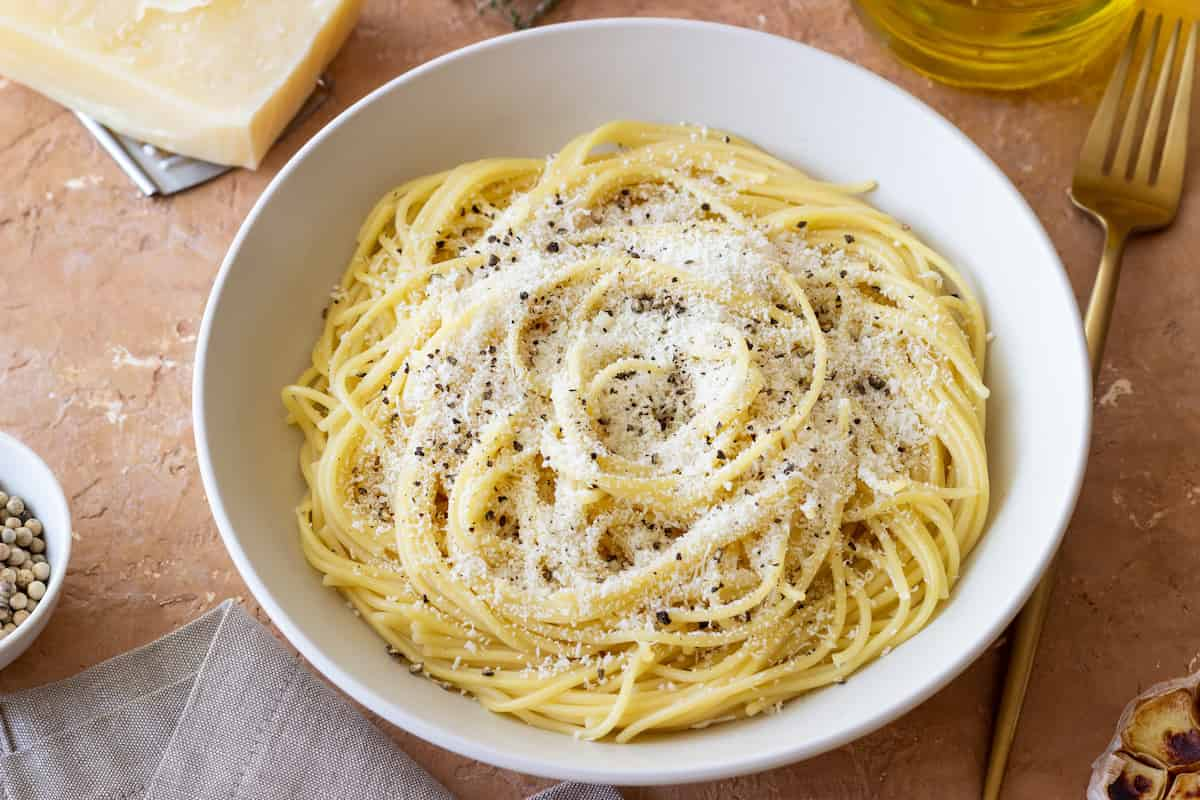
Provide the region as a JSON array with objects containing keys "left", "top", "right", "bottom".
[{"left": 853, "top": 0, "right": 1137, "bottom": 89}]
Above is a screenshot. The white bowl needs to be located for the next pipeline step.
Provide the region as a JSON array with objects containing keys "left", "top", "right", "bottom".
[
  {"left": 0, "top": 432, "right": 71, "bottom": 669},
  {"left": 195, "top": 19, "right": 1091, "bottom": 784}
]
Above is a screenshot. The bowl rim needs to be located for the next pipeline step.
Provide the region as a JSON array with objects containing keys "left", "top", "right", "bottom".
[
  {"left": 0, "top": 430, "right": 72, "bottom": 659},
  {"left": 193, "top": 17, "right": 1092, "bottom": 783}
]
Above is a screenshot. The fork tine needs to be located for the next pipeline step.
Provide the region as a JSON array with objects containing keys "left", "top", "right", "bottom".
[
  {"left": 1158, "top": 20, "right": 1198, "bottom": 198},
  {"left": 1113, "top": 13, "right": 1162, "bottom": 177},
  {"left": 1080, "top": 11, "right": 1145, "bottom": 175},
  {"left": 1134, "top": 17, "right": 1182, "bottom": 184}
]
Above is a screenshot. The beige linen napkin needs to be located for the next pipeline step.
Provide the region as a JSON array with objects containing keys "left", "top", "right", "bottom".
[{"left": 0, "top": 601, "right": 621, "bottom": 800}]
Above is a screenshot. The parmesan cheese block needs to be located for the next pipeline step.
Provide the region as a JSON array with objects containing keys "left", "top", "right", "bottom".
[{"left": 0, "top": 0, "right": 363, "bottom": 168}]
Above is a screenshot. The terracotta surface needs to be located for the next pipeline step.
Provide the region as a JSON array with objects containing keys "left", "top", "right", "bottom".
[{"left": 1, "top": 2, "right": 1198, "bottom": 798}]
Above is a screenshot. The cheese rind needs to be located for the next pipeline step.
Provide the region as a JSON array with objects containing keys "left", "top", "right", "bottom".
[{"left": 0, "top": 0, "right": 363, "bottom": 168}]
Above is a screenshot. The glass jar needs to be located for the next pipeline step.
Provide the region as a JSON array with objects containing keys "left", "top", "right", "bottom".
[{"left": 853, "top": 0, "right": 1137, "bottom": 89}]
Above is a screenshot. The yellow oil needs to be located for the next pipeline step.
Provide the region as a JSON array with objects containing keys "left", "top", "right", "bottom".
[{"left": 853, "top": 0, "right": 1139, "bottom": 89}]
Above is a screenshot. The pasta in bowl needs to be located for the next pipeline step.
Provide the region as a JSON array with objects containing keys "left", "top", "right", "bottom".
[
  {"left": 283, "top": 121, "right": 988, "bottom": 740},
  {"left": 195, "top": 19, "right": 1089, "bottom": 782}
]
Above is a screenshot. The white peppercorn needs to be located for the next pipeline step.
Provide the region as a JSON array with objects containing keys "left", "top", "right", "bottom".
[{"left": 0, "top": 495, "right": 52, "bottom": 631}]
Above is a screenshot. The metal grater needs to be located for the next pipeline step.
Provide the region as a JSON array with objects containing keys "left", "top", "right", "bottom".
[{"left": 76, "top": 75, "right": 333, "bottom": 196}]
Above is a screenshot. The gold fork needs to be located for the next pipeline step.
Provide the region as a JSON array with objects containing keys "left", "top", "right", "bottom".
[{"left": 983, "top": 10, "right": 1197, "bottom": 800}]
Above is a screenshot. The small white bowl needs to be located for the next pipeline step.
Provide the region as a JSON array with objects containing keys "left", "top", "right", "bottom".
[{"left": 0, "top": 431, "right": 71, "bottom": 669}]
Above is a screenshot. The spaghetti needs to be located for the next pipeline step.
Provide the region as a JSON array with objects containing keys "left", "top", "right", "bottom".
[{"left": 283, "top": 121, "right": 989, "bottom": 740}]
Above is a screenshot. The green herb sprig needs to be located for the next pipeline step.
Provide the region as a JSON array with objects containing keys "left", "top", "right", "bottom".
[{"left": 477, "top": 0, "right": 561, "bottom": 30}]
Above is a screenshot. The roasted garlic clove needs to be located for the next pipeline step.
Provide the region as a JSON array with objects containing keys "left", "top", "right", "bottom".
[
  {"left": 1123, "top": 689, "right": 1200, "bottom": 772},
  {"left": 1098, "top": 752, "right": 1168, "bottom": 800},
  {"left": 1165, "top": 772, "right": 1200, "bottom": 800}
]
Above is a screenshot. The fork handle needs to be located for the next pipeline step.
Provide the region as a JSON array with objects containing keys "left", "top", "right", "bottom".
[
  {"left": 982, "top": 221, "right": 1127, "bottom": 800},
  {"left": 983, "top": 558, "right": 1059, "bottom": 800},
  {"left": 1084, "top": 223, "right": 1129, "bottom": 381}
]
